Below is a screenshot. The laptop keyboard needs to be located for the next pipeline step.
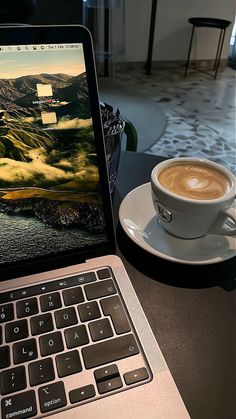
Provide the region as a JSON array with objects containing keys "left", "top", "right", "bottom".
[{"left": 0, "top": 267, "right": 151, "bottom": 418}]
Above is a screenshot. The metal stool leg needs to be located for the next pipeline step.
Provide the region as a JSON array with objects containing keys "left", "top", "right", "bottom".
[
  {"left": 214, "top": 28, "right": 226, "bottom": 79},
  {"left": 146, "top": 0, "right": 158, "bottom": 75},
  {"left": 213, "top": 29, "right": 223, "bottom": 70},
  {"left": 184, "top": 25, "right": 195, "bottom": 77}
]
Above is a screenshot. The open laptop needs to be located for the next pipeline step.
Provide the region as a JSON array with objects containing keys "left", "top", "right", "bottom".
[{"left": 0, "top": 25, "right": 189, "bottom": 419}]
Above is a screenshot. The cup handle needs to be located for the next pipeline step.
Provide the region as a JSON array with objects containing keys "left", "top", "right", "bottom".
[{"left": 208, "top": 207, "right": 236, "bottom": 236}]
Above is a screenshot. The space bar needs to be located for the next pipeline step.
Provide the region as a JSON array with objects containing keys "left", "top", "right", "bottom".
[{"left": 82, "top": 334, "right": 139, "bottom": 369}]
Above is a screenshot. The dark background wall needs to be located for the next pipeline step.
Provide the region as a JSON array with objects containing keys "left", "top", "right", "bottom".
[
  {"left": 0, "top": 0, "right": 83, "bottom": 24},
  {"left": 28, "top": 0, "right": 83, "bottom": 25}
]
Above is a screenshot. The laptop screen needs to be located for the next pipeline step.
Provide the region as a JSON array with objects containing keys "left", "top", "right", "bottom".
[{"left": 0, "top": 26, "right": 115, "bottom": 277}]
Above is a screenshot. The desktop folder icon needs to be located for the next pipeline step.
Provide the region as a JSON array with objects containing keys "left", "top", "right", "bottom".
[
  {"left": 37, "top": 83, "right": 53, "bottom": 97},
  {"left": 41, "top": 112, "right": 57, "bottom": 125}
]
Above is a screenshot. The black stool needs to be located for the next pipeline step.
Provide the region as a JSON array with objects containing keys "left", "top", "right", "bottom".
[{"left": 184, "top": 17, "right": 231, "bottom": 79}]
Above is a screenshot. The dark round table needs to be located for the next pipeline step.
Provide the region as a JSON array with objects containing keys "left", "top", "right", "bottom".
[
  {"left": 113, "top": 151, "right": 236, "bottom": 419},
  {"left": 184, "top": 17, "right": 232, "bottom": 79}
]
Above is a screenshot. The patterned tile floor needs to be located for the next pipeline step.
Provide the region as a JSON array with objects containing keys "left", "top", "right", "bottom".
[{"left": 117, "top": 65, "right": 236, "bottom": 174}]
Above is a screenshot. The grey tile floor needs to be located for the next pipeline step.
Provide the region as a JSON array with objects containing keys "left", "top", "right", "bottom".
[{"left": 116, "top": 65, "right": 236, "bottom": 174}]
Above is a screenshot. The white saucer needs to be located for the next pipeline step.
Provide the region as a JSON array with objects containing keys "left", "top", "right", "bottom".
[{"left": 119, "top": 183, "right": 236, "bottom": 265}]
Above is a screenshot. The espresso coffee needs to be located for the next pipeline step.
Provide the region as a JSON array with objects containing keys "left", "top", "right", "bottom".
[{"left": 158, "top": 163, "right": 231, "bottom": 200}]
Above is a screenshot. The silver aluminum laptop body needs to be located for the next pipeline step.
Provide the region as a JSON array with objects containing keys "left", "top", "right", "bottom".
[{"left": 0, "top": 25, "right": 189, "bottom": 419}]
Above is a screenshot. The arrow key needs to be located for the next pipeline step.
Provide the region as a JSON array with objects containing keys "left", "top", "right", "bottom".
[
  {"left": 97, "top": 376, "right": 122, "bottom": 394},
  {"left": 69, "top": 384, "right": 95, "bottom": 403},
  {"left": 124, "top": 367, "right": 149, "bottom": 385}
]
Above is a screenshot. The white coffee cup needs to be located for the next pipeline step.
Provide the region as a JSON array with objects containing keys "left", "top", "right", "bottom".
[{"left": 151, "top": 157, "right": 236, "bottom": 239}]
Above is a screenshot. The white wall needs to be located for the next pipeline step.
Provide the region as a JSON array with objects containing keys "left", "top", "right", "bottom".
[{"left": 124, "top": 0, "right": 235, "bottom": 62}]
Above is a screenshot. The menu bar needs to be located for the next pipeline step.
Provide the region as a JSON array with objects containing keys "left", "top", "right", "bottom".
[{"left": 0, "top": 44, "right": 81, "bottom": 52}]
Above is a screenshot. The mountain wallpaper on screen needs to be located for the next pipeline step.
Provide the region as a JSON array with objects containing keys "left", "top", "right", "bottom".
[{"left": 0, "top": 72, "right": 105, "bottom": 233}]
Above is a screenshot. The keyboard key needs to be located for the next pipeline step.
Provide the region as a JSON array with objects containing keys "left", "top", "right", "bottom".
[
  {"left": 0, "top": 346, "right": 10, "bottom": 369},
  {"left": 40, "top": 292, "right": 62, "bottom": 312},
  {"left": 88, "top": 318, "right": 113, "bottom": 342},
  {"left": 39, "top": 332, "right": 64, "bottom": 356},
  {"left": 0, "top": 366, "right": 26, "bottom": 395},
  {"left": 0, "top": 325, "right": 2, "bottom": 344},
  {"left": 55, "top": 350, "right": 82, "bottom": 377},
  {"left": 124, "top": 367, "right": 149, "bottom": 385},
  {"left": 78, "top": 301, "right": 101, "bottom": 322},
  {"left": 97, "top": 376, "right": 123, "bottom": 394},
  {"left": 82, "top": 334, "right": 139, "bottom": 369},
  {"left": 84, "top": 279, "right": 116, "bottom": 300},
  {"left": 64, "top": 325, "right": 89, "bottom": 349},
  {"left": 30, "top": 313, "right": 54, "bottom": 335},
  {"left": 38, "top": 381, "right": 67, "bottom": 413},
  {"left": 97, "top": 268, "right": 111, "bottom": 280},
  {"left": 29, "top": 358, "right": 55, "bottom": 386},
  {"left": 54, "top": 307, "right": 78, "bottom": 329},
  {"left": 101, "top": 296, "right": 131, "bottom": 334},
  {"left": 5, "top": 319, "right": 29, "bottom": 343},
  {"left": 0, "top": 303, "right": 14, "bottom": 324},
  {"left": 16, "top": 298, "right": 39, "bottom": 318},
  {"left": 62, "top": 287, "right": 84, "bottom": 306},
  {"left": 94, "top": 364, "right": 119, "bottom": 383},
  {"left": 1, "top": 390, "right": 37, "bottom": 419},
  {"left": 13, "top": 338, "right": 38, "bottom": 364},
  {"left": 69, "top": 384, "right": 95, "bottom": 404}
]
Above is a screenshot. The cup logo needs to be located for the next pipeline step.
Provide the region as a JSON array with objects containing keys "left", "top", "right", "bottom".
[{"left": 155, "top": 201, "right": 172, "bottom": 223}]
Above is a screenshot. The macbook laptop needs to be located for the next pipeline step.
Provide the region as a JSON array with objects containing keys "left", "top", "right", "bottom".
[{"left": 0, "top": 24, "right": 189, "bottom": 419}]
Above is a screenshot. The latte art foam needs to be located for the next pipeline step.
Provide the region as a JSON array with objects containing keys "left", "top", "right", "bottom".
[{"left": 158, "top": 163, "right": 231, "bottom": 200}]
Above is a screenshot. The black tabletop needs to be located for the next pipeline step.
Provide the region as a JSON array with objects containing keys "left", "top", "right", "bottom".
[
  {"left": 188, "top": 17, "right": 231, "bottom": 29},
  {"left": 113, "top": 151, "right": 236, "bottom": 419}
]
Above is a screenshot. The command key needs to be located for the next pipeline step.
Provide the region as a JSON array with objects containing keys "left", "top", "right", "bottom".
[{"left": 1, "top": 390, "right": 37, "bottom": 419}]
